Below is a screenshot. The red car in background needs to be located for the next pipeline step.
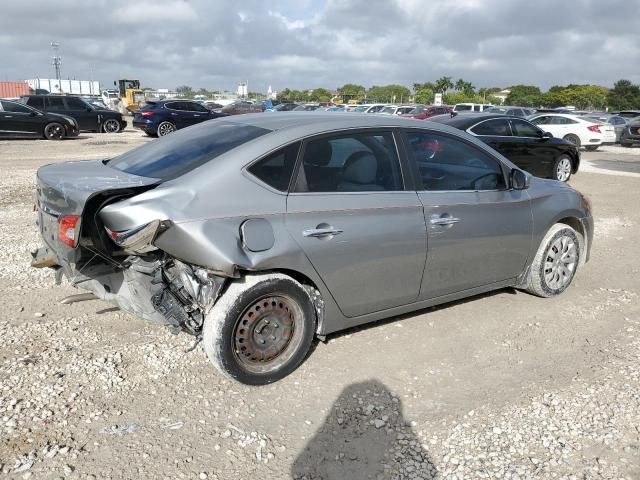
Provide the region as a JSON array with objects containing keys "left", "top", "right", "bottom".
[{"left": 402, "top": 105, "right": 452, "bottom": 120}]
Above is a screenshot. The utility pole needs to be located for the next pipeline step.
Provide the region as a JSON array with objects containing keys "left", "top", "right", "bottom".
[{"left": 51, "top": 41, "right": 62, "bottom": 91}]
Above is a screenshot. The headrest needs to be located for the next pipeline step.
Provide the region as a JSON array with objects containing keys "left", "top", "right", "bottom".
[
  {"left": 304, "top": 140, "right": 333, "bottom": 166},
  {"left": 342, "top": 152, "right": 377, "bottom": 185}
]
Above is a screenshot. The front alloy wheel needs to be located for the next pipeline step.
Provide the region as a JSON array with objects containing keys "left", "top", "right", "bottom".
[
  {"left": 102, "top": 118, "right": 121, "bottom": 133},
  {"left": 44, "top": 122, "right": 65, "bottom": 140},
  {"left": 553, "top": 155, "right": 572, "bottom": 182}
]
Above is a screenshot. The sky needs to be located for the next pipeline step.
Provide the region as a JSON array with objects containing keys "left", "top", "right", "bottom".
[{"left": 0, "top": 0, "right": 638, "bottom": 93}]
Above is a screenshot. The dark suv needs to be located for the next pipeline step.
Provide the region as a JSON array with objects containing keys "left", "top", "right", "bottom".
[
  {"left": 20, "top": 95, "right": 126, "bottom": 133},
  {"left": 133, "top": 100, "right": 228, "bottom": 136}
]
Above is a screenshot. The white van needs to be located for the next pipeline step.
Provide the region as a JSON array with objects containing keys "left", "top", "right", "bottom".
[{"left": 453, "top": 103, "right": 493, "bottom": 113}]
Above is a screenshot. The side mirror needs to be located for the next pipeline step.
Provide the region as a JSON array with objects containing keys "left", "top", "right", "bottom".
[
  {"left": 511, "top": 169, "right": 530, "bottom": 190},
  {"left": 30, "top": 111, "right": 38, "bottom": 117},
  {"left": 540, "top": 130, "right": 553, "bottom": 139}
]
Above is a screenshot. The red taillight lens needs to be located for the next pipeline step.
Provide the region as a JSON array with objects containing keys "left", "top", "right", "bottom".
[
  {"left": 140, "top": 111, "right": 153, "bottom": 117},
  {"left": 58, "top": 215, "right": 81, "bottom": 248},
  {"left": 587, "top": 125, "right": 601, "bottom": 133}
]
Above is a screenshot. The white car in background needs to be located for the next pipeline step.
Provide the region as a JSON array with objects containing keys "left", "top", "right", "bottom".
[
  {"left": 528, "top": 113, "right": 613, "bottom": 151},
  {"left": 378, "top": 105, "right": 416, "bottom": 115},
  {"left": 349, "top": 104, "right": 387, "bottom": 113}
]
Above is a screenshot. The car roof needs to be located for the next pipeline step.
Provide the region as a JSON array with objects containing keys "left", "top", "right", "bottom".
[{"left": 428, "top": 113, "right": 524, "bottom": 129}]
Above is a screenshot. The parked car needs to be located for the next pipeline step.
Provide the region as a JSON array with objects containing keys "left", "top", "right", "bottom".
[
  {"left": 403, "top": 105, "right": 452, "bottom": 120},
  {"left": 452, "top": 103, "right": 493, "bottom": 113},
  {"left": 576, "top": 116, "right": 616, "bottom": 144},
  {"left": 378, "top": 105, "right": 416, "bottom": 115},
  {"left": 406, "top": 105, "right": 441, "bottom": 118},
  {"left": 528, "top": 113, "right": 608, "bottom": 151},
  {"left": 617, "top": 110, "right": 640, "bottom": 119},
  {"left": 0, "top": 98, "right": 78, "bottom": 140},
  {"left": 220, "top": 102, "right": 265, "bottom": 115},
  {"left": 270, "top": 102, "right": 299, "bottom": 112},
  {"left": 20, "top": 95, "right": 126, "bottom": 133},
  {"left": 583, "top": 114, "right": 628, "bottom": 142},
  {"left": 203, "top": 101, "right": 224, "bottom": 111},
  {"left": 429, "top": 113, "right": 580, "bottom": 182},
  {"left": 485, "top": 106, "right": 535, "bottom": 117},
  {"left": 292, "top": 104, "right": 323, "bottom": 111},
  {"left": 349, "top": 104, "right": 388, "bottom": 113},
  {"left": 132, "top": 100, "right": 228, "bottom": 136},
  {"left": 620, "top": 117, "right": 640, "bottom": 147},
  {"left": 32, "top": 113, "right": 593, "bottom": 385}
]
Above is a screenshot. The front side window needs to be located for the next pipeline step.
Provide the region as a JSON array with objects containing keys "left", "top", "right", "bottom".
[
  {"left": 295, "top": 131, "right": 403, "bottom": 193},
  {"left": 1, "top": 101, "right": 32, "bottom": 114},
  {"left": 470, "top": 119, "right": 512, "bottom": 136},
  {"left": 510, "top": 119, "right": 541, "bottom": 137},
  {"left": 248, "top": 142, "right": 300, "bottom": 191},
  {"left": 405, "top": 130, "right": 506, "bottom": 191}
]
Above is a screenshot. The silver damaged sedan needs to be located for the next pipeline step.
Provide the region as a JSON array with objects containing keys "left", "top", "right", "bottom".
[{"left": 32, "top": 113, "right": 594, "bottom": 384}]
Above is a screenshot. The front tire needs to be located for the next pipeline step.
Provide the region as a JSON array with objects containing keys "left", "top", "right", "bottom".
[
  {"left": 157, "top": 121, "right": 176, "bottom": 136},
  {"left": 552, "top": 155, "right": 573, "bottom": 182},
  {"left": 521, "top": 224, "right": 580, "bottom": 298},
  {"left": 102, "top": 118, "right": 121, "bottom": 133},
  {"left": 43, "top": 122, "right": 65, "bottom": 140},
  {"left": 203, "top": 273, "right": 316, "bottom": 385}
]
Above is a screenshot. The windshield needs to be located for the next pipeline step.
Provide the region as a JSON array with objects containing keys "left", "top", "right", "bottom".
[
  {"left": 352, "top": 105, "right": 368, "bottom": 112},
  {"left": 455, "top": 104, "right": 472, "bottom": 111},
  {"left": 409, "top": 106, "right": 425, "bottom": 114},
  {"left": 379, "top": 107, "right": 396, "bottom": 114},
  {"left": 487, "top": 107, "right": 507, "bottom": 114},
  {"left": 107, "top": 121, "right": 270, "bottom": 180}
]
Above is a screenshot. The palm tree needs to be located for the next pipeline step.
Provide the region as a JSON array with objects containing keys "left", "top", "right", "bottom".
[
  {"left": 455, "top": 78, "right": 466, "bottom": 92},
  {"left": 434, "top": 76, "right": 453, "bottom": 94}
]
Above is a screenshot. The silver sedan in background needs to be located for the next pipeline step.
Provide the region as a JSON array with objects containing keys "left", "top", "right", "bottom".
[{"left": 32, "top": 113, "right": 593, "bottom": 385}]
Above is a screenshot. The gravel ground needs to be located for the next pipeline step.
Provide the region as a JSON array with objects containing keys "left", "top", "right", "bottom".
[{"left": 0, "top": 128, "right": 638, "bottom": 479}]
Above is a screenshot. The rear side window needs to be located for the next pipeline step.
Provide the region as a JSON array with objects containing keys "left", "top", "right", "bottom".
[
  {"left": 470, "top": 119, "right": 512, "bottom": 136},
  {"left": 108, "top": 121, "right": 270, "bottom": 180},
  {"left": 405, "top": 130, "right": 506, "bottom": 191},
  {"left": 294, "top": 131, "right": 403, "bottom": 193},
  {"left": 248, "top": 142, "right": 300, "bottom": 191},
  {"left": 46, "top": 97, "right": 66, "bottom": 111}
]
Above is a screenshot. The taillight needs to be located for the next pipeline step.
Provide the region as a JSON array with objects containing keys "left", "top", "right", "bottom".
[
  {"left": 104, "top": 219, "right": 167, "bottom": 254},
  {"left": 587, "top": 125, "right": 601, "bottom": 133},
  {"left": 58, "top": 215, "right": 81, "bottom": 248},
  {"left": 140, "top": 111, "right": 153, "bottom": 117}
]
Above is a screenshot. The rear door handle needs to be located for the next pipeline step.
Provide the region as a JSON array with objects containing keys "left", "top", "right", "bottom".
[
  {"left": 303, "top": 227, "right": 343, "bottom": 238},
  {"left": 430, "top": 216, "right": 460, "bottom": 226}
]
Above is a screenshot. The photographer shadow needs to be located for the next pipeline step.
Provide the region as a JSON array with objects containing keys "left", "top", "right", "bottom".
[{"left": 292, "top": 380, "right": 437, "bottom": 480}]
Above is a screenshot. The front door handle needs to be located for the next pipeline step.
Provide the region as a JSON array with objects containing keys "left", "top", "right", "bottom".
[
  {"left": 430, "top": 216, "right": 460, "bottom": 226},
  {"left": 303, "top": 227, "right": 343, "bottom": 238}
]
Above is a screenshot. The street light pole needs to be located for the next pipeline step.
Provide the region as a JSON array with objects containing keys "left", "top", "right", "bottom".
[{"left": 51, "top": 41, "right": 62, "bottom": 91}]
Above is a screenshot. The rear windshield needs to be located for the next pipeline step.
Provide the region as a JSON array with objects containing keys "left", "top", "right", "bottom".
[{"left": 107, "top": 121, "right": 270, "bottom": 180}]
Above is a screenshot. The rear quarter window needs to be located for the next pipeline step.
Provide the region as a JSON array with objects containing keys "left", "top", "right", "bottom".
[
  {"left": 248, "top": 142, "right": 300, "bottom": 191},
  {"left": 108, "top": 121, "right": 271, "bottom": 180}
]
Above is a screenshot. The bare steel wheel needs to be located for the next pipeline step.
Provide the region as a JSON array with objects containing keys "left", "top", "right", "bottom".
[
  {"left": 157, "top": 121, "right": 176, "bottom": 136},
  {"left": 553, "top": 155, "right": 572, "bottom": 182},
  {"left": 44, "top": 122, "right": 65, "bottom": 140},
  {"left": 233, "top": 295, "right": 301, "bottom": 374},
  {"left": 203, "top": 273, "right": 316, "bottom": 385},
  {"left": 102, "top": 118, "right": 121, "bottom": 133},
  {"left": 520, "top": 223, "right": 581, "bottom": 298}
]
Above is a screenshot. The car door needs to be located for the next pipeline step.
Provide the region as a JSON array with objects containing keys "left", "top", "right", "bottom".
[
  {"left": 402, "top": 128, "right": 532, "bottom": 299},
  {"left": 0, "top": 100, "right": 41, "bottom": 136},
  {"left": 507, "top": 118, "right": 556, "bottom": 177},
  {"left": 285, "top": 129, "right": 427, "bottom": 318},
  {"left": 164, "top": 102, "right": 189, "bottom": 128},
  {"left": 61, "top": 96, "right": 97, "bottom": 130},
  {"left": 185, "top": 101, "right": 211, "bottom": 125}
]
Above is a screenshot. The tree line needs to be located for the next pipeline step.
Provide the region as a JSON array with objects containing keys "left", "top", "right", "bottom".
[{"left": 173, "top": 77, "right": 640, "bottom": 110}]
